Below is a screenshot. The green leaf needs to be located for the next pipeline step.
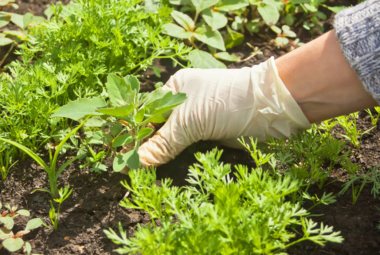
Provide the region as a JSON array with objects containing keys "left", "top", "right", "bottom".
[
  {"left": 106, "top": 74, "right": 135, "bottom": 106},
  {"left": 169, "top": 0, "right": 191, "bottom": 4},
  {"left": 0, "top": 37, "right": 13, "bottom": 46},
  {"left": 193, "top": 25, "right": 225, "bottom": 51},
  {"left": 282, "top": 25, "right": 296, "bottom": 37},
  {"left": 113, "top": 149, "right": 140, "bottom": 172},
  {"left": 263, "top": 0, "right": 283, "bottom": 9},
  {"left": 3, "top": 30, "right": 25, "bottom": 40},
  {"left": 25, "top": 242, "right": 31, "bottom": 255},
  {"left": 246, "top": 19, "right": 260, "bottom": 33},
  {"left": 135, "top": 108, "right": 145, "bottom": 123},
  {"left": 0, "top": 217, "right": 14, "bottom": 230},
  {"left": 324, "top": 5, "right": 346, "bottom": 13},
  {"left": 276, "top": 37, "right": 289, "bottom": 45},
  {"left": 112, "top": 134, "right": 133, "bottom": 148},
  {"left": 16, "top": 209, "right": 30, "bottom": 217},
  {"left": 189, "top": 49, "right": 227, "bottom": 69},
  {"left": 191, "top": 0, "right": 219, "bottom": 14},
  {"left": 110, "top": 123, "right": 123, "bottom": 137},
  {"left": 171, "top": 10, "right": 194, "bottom": 31},
  {"left": 22, "top": 12, "right": 33, "bottom": 30},
  {"left": 0, "top": 227, "right": 12, "bottom": 239},
  {"left": 215, "top": 0, "right": 249, "bottom": 11},
  {"left": 231, "top": 16, "right": 243, "bottom": 30},
  {"left": 162, "top": 23, "right": 192, "bottom": 39},
  {"left": 137, "top": 128, "right": 154, "bottom": 141},
  {"left": 56, "top": 154, "right": 83, "bottom": 180},
  {"left": 2, "top": 238, "right": 23, "bottom": 252},
  {"left": 0, "top": 14, "right": 11, "bottom": 28},
  {"left": 123, "top": 75, "right": 140, "bottom": 93},
  {"left": 96, "top": 104, "right": 135, "bottom": 118},
  {"left": 0, "top": 137, "right": 50, "bottom": 174},
  {"left": 51, "top": 98, "right": 107, "bottom": 121},
  {"left": 270, "top": 25, "right": 281, "bottom": 34},
  {"left": 258, "top": 4, "right": 279, "bottom": 26},
  {"left": 304, "top": 3, "right": 318, "bottom": 12},
  {"left": 284, "top": 14, "right": 295, "bottom": 26},
  {"left": 202, "top": 9, "right": 227, "bottom": 31},
  {"left": 9, "top": 13, "right": 23, "bottom": 28},
  {"left": 25, "top": 218, "right": 43, "bottom": 231},
  {"left": 215, "top": 52, "right": 240, "bottom": 62},
  {"left": 225, "top": 27, "right": 244, "bottom": 49}
]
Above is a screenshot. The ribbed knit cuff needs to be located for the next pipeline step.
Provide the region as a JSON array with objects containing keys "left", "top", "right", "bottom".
[{"left": 334, "top": 0, "right": 380, "bottom": 105}]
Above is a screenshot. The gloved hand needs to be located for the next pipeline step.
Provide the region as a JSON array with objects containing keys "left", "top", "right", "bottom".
[{"left": 138, "top": 57, "right": 311, "bottom": 167}]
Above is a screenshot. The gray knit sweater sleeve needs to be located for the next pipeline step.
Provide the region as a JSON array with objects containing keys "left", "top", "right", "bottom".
[{"left": 334, "top": 0, "right": 380, "bottom": 105}]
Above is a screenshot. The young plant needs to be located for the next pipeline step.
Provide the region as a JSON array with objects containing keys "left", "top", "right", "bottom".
[
  {"left": 365, "top": 107, "right": 380, "bottom": 126},
  {"left": 52, "top": 74, "right": 187, "bottom": 172},
  {"left": 0, "top": 118, "right": 89, "bottom": 198},
  {"left": 0, "top": 203, "right": 30, "bottom": 230},
  {"left": 0, "top": 203, "right": 44, "bottom": 254},
  {"left": 336, "top": 112, "right": 375, "bottom": 152},
  {"left": 0, "top": 143, "right": 17, "bottom": 180},
  {"left": 271, "top": 25, "right": 297, "bottom": 46},
  {"left": 49, "top": 185, "right": 72, "bottom": 231},
  {"left": 339, "top": 164, "right": 380, "bottom": 205},
  {"left": 303, "top": 192, "right": 336, "bottom": 211},
  {"left": 105, "top": 147, "right": 343, "bottom": 254}
]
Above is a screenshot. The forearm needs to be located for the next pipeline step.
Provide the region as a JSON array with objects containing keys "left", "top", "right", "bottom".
[{"left": 276, "top": 30, "right": 377, "bottom": 124}]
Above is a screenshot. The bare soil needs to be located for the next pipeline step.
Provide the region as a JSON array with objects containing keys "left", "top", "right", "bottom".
[{"left": 1, "top": 0, "right": 380, "bottom": 254}]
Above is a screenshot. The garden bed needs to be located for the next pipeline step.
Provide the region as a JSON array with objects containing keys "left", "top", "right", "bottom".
[{"left": 1, "top": 0, "right": 380, "bottom": 254}]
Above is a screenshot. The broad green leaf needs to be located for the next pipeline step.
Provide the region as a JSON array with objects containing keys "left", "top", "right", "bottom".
[
  {"left": 84, "top": 116, "right": 105, "bottom": 127},
  {"left": 3, "top": 30, "right": 25, "bottom": 40},
  {"left": 25, "top": 218, "right": 43, "bottom": 231},
  {"left": 16, "top": 209, "right": 30, "bottom": 217},
  {"left": 110, "top": 123, "right": 123, "bottom": 137},
  {"left": 96, "top": 104, "right": 135, "bottom": 118},
  {"left": 289, "top": 0, "right": 310, "bottom": 3},
  {"left": 162, "top": 23, "right": 192, "bottom": 39},
  {"left": 51, "top": 97, "right": 107, "bottom": 121},
  {"left": 276, "top": 37, "right": 289, "bottom": 45},
  {"left": 32, "top": 15, "right": 45, "bottom": 24},
  {"left": 193, "top": 25, "right": 225, "bottom": 51},
  {"left": 263, "top": 0, "right": 283, "bottom": 9},
  {"left": 215, "top": 0, "right": 249, "bottom": 11},
  {"left": 215, "top": 52, "right": 240, "bottom": 62},
  {"left": 202, "top": 9, "right": 227, "bottom": 31},
  {"left": 282, "top": 25, "right": 296, "bottom": 37},
  {"left": 225, "top": 27, "right": 244, "bottom": 49},
  {"left": 25, "top": 242, "right": 31, "bottom": 255},
  {"left": 0, "top": 227, "right": 12, "bottom": 239},
  {"left": 3, "top": 238, "right": 23, "bottom": 252},
  {"left": 137, "top": 128, "right": 154, "bottom": 141},
  {"left": 324, "top": 5, "right": 346, "bottom": 13},
  {"left": 270, "top": 25, "right": 282, "bottom": 34},
  {"left": 143, "top": 88, "right": 169, "bottom": 110},
  {"left": 191, "top": 0, "right": 218, "bottom": 14},
  {"left": 106, "top": 74, "right": 135, "bottom": 106},
  {"left": 258, "top": 4, "right": 279, "bottom": 26},
  {"left": 135, "top": 108, "right": 145, "bottom": 122},
  {"left": 112, "top": 133, "right": 133, "bottom": 147},
  {"left": 246, "top": 19, "right": 260, "bottom": 33},
  {"left": 284, "top": 14, "right": 295, "bottom": 26},
  {"left": 8, "top": 13, "right": 23, "bottom": 28},
  {"left": 0, "top": 14, "right": 10, "bottom": 28},
  {"left": 169, "top": 0, "right": 191, "bottom": 4},
  {"left": 123, "top": 75, "right": 140, "bottom": 92},
  {"left": 148, "top": 113, "right": 167, "bottom": 123},
  {"left": 231, "top": 16, "right": 243, "bottom": 30},
  {"left": 304, "top": 3, "right": 317, "bottom": 12},
  {"left": 0, "top": 37, "right": 12, "bottom": 46},
  {"left": 0, "top": 217, "right": 13, "bottom": 230},
  {"left": 22, "top": 12, "right": 33, "bottom": 30},
  {"left": 171, "top": 10, "right": 194, "bottom": 31},
  {"left": 0, "top": 137, "right": 50, "bottom": 174},
  {"left": 189, "top": 49, "right": 227, "bottom": 69},
  {"left": 113, "top": 149, "right": 140, "bottom": 172}
]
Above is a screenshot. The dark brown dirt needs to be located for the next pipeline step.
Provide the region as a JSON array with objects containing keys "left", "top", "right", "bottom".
[{"left": 1, "top": 0, "right": 380, "bottom": 255}]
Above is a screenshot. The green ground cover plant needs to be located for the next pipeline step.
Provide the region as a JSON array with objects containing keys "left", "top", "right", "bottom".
[
  {"left": 105, "top": 142, "right": 343, "bottom": 254},
  {"left": 0, "top": 0, "right": 190, "bottom": 177}
]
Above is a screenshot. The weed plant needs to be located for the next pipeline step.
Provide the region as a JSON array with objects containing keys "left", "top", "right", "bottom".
[{"left": 0, "top": 0, "right": 190, "bottom": 168}]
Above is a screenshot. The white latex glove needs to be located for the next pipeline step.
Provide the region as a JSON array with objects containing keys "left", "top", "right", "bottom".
[{"left": 139, "top": 57, "right": 311, "bottom": 167}]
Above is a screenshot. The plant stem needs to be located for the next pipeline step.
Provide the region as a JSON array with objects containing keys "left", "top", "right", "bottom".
[{"left": 0, "top": 43, "right": 15, "bottom": 68}]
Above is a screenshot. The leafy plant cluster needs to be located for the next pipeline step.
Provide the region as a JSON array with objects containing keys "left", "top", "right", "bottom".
[
  {"left": 0, "top": 0, "right": 190, "bottom": 176},
  {"left": 105, "top": 141, "right": 343, "bottom": 254},
  {"left": 0, "top": 203, "right": 44, "bottom": 254},
  {"left": 162, "top": 0, "right": 347, "bottom": 66}
]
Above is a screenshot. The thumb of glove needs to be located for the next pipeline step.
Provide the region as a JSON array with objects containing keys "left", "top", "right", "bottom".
[{"left": 138, "top": 107, "right": 190, "bottom": 167}]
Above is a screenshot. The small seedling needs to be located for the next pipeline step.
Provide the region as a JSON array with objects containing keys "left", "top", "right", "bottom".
[
  {"left": 49, "top": 185, "right": 72, "bottom": 230},
  {"left": 336, "top": 112, "right": 375, "bottom": 152},
  {"left": 303, "top": 192, "right": 337, "bottom": 211},
  {"left": 0, "top": 118, "right": 89, "bottom": 198},
  {"left": 365, "top": 107, "right": 380, "bottom": 126},
  {"left": 271, "top": 25, "right": 297, "bottom": 46},
  {"left": 0, "top": 203, "right": 44, "bottom": 254}
]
